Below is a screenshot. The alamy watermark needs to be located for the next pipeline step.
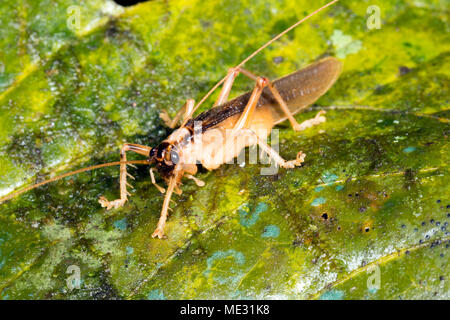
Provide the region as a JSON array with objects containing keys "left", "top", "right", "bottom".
[
  {"left": 366, "top": 5, "right": 381, "bottom": 30},
  {"left": 67, "top": 5, "right": 81, "bottom": 31},
  {"left": 66, "top": 265, "right": 81, "bottom": 291},
  {"left": 366, "top": 264, "right": 381, "bottom": 292}
]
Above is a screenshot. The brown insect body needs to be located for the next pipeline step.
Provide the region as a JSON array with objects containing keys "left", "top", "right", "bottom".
[{"left": 152, "top": 57, "right": 342, "bottom": 175}]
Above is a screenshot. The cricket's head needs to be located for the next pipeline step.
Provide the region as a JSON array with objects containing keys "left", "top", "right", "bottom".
[{"left": 149, "top": 141, "right": 180, "bottom": 178}]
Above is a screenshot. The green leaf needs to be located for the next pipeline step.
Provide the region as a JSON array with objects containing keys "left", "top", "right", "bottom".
[{"left": 0, "top": 0, "right": 448, "bottom": 299}]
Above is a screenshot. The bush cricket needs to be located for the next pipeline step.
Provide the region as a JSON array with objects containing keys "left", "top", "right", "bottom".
[{"left": 0, "top": 0, "right": 342, "bottom": 239}]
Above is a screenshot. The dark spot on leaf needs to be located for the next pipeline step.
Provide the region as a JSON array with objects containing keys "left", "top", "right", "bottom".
[
  {"left": 90, "top": 271, "right": 120, "bottom": 300},
  {"left": 403, "top": 168, "right": 417, "bottom": 190},
  {"left": 200, "top": 20, "right": 212, "bottom": 29},
  {"left": 399, "top": 66, "right": 412, "bottom": 75},
  {"left": 374, "top": 84, "right": 394, "bottom": 95},
  {"left": 273, "top": 56, "right": 284, "bottom": 64},
  {"left": 292, "top": 238, "right": 303, "bottom": 247}
]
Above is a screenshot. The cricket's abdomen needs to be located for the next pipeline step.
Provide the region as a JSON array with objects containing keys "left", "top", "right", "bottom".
[{"left": 193, "top": 107, "right": 273, "bottom": 170}]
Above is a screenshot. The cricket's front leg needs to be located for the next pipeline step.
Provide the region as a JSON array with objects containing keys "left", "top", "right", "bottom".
[
  {"left": 99, "top": 143, "right": 151, "bottom": 210},
  {"left": 151, "top": 174, "right": 178, "bottom": 239},
  {"left": 150, "top": 167, "right": 165, "bottom": 193},
  {"left": 160, "top": 99, "right": 195, "bottom": 129}
]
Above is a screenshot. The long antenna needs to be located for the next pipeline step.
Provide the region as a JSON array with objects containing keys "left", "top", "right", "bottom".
[
  {"left": 0, "top": 160, "right": 149, "bottom": 204},
  {"left": 180, "top": 0, "right": 339, "bottom": 127}
]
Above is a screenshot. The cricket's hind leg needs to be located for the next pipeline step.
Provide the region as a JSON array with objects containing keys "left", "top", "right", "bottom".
[
  {"left": 266, "top": 81, "right": 326, "bottom": 132},
  {"left": 293, "top": 110, "right": 326, "bottom": 131},
  {"left": 225, "top": 77, "right": 306, "bottom": 169},
  {"left": 227, "top": 67, "right": 326, "bottom": 132},
  {"left": 240, "top": 129, "right": 306, "bottom": 169},
  {"left": 99, "top": 143, "right": 151, "bottom": 210}
]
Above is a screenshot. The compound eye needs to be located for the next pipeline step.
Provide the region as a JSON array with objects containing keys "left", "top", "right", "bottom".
[{"left": 170, "top": 150, "right": 179, "bottom": 164}]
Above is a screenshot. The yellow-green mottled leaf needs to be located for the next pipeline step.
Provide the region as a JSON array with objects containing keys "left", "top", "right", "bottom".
[{"left": 0, "top": 0, "right": 449, "bottom": 299}]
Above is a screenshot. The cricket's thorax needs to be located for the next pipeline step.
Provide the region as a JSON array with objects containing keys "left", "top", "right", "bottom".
[{"left": 185, "top": 105, "right": 274, "bottom": 170}]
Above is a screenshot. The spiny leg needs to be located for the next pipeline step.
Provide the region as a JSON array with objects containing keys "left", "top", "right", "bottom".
[
  {"left": 151, "top": 167, "right": 203, "bottom": 239},
  {"left": 232, "top": 76, "right": 269, "bottom": 134},
  {"left": 214, "top": 66, "right": 324, "bottom": 134},
  {"left": 160, "top": 99, "right": 195, "bottom": 129},
  {"left": 152, "top": 174, "right": 178, "bottom": 239},
  {"left": 242, "top": 129, "right": 306, "bottom": 168},
  {"left": 294, "top": 109, "right": 326, "bottom": 131},
  {"left": 235, "top": 67, "right": 327, "bottom": 132},
  {"left": 224, "top": 76, "right": 305, "bottom": 168},
  {"left": 266, "top": 82, "right": 325, "bottom": 131},
  {"left": 99, "top": 143, "right": 151, "bottom": 210}
]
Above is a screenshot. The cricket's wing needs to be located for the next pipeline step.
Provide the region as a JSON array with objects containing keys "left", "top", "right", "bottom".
[
  {"left": 188, "top": 57, "right": 342, "bottom": 132},
  {"left": 267, "top": 56, "right": 342, "bottom": 124}
]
